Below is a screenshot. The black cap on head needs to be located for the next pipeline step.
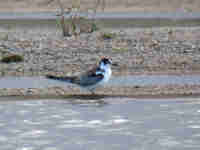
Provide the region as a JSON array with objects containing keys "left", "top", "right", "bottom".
[{"left": 100, "top": 57, "right": 112, "bottom": 65}]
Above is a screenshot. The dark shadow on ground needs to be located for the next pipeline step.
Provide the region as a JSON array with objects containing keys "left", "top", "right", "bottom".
[{"left": 0, "top": 94, "right": 125, "bottom": 102}]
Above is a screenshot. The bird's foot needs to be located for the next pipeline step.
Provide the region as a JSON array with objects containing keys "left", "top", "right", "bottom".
[{"left": 89, "top": 89, "right": 96, "bottom": 95}]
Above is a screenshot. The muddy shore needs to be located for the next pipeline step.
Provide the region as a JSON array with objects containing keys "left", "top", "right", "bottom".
[
  {"left": 1, "top": 13, "right": 200, "bottom": 97},
  {"left": 1, "top": 0, "right": 200, "bottom": 13},
  {"left": 1, "top": 25, "right": 200, "bottom": 97},
  {"left": 1, "top": 26, "right": 200, "bottom": 76},
  {"left": 1, "top": 84, "right": 200, "bottom": 98}
]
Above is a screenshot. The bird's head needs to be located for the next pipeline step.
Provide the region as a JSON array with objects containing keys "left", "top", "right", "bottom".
[{"left": 99, "top": 57, "right": 112, "bottom": 70}]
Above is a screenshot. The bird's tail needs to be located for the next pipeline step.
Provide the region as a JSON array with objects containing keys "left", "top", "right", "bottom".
[{"left": 45, "top": 74, "right": 76, "bottom": 83}]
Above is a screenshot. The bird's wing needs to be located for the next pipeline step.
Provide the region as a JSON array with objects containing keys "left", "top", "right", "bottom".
[
  {"left": 88, "top": 66, "right": 104, "bottom": 76},
  {"left": 46, "top": 65, "right": 104, "bottom": 87},
  {"left": 75, "top": 66, "right": 104, "bottom": 87}
]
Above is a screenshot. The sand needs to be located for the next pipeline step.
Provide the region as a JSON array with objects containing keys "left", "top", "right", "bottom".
[
  {"left": 0, "top": 0, "right": 200, "bottom": 97},
  {"left": 0, "top": 0, "right": 200, "bottom": 13}
]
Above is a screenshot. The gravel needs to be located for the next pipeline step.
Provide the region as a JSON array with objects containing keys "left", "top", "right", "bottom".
[
  {"left": 1, "top": 26, "right": 200, "bottom": 97},
  {"left": 1, "top": 26, "right": 200, "bottom": 77}
]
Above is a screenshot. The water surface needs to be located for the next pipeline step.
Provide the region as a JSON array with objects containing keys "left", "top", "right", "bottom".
[
  {"left": 0, "top": 75, "right": 200, "bottom": 88},
  {"left": 0, "top": 97, "right": 199, "bottom": 150},
  {"left": 0, "top": 12, "right": 200, "bottom": 28}
]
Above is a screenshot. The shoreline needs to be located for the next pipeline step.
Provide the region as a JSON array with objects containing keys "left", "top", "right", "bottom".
[
  {"left": 0, "top": 12, "right": 200, "bottom": 28},
  {"left": 1, "top": 17, "right": 200, "bottom": 97},
  {"left": 1, "top": 0, "right": 200, "bottom": 13},
  {"left": 0, "top": 84, "right": 200, "bottom": 98},
  {"left": 1, "top": 26, "right": 200, "bottom": 77},
  {"left": 0, "top": 12, "right": 200, "bottom": 20}
]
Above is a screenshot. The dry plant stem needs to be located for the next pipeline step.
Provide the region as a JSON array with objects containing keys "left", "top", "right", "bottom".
[
  {"left": 57, "top": 0, "right": 69, "bottom": 36},
  {"left": 54, "top": 0, "right": 106, "bottom": 36},
  {"left": 57, "top": 0, "right": 65, "bottom": 16},
  {"left": 95, "top": 0, "right": 105, "bottom": 12}
]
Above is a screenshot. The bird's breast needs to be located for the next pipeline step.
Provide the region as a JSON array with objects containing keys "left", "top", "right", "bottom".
[{"left": 102, "top": 68, "right": 112, "bottom": 83}]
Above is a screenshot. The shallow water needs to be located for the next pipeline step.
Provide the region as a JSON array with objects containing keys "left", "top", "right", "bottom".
[
  {"left": 0, "top": 12, "right": 200, "bottom": 20},
  {"left": 0, "top": 12, "right": 200, "bottom": 28},
  {"left": 0, "top": 75, "right": 200, "bottom": 88},
  {"left": 0, "top": 97, "right": 199, "bottom": 150}
]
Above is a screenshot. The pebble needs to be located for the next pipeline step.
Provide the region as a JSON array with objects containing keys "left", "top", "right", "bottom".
[{"left": 0, "top": 27, "right": 200, "bottom": 76}]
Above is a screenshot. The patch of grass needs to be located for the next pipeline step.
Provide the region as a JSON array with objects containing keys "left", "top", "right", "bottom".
[
  {"left": 112, "top": 47, "right": 128, "bottom": 51},
  {"left": 1, "top": 54, "right": 24, "bottom": 63},
  {"left": 101, "top": 32, "right": 116, "bottom": 40},
  {"left": 91, "top": 22, "right": 99, "bottom": 32}
]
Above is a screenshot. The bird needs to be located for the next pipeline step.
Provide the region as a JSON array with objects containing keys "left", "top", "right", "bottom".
[{"left": 46, "top": 57, "right": 112, "bottom": 94}]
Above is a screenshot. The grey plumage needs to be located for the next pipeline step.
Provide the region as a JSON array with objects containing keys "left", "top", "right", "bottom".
[
  {"left": 45, "top": 57, "right": 112, "bottom": 93},
  {"left": 75, "top": 71, "right": 104, "bottom": 87},
  {"left": 45, "top": 69, "right": 104, "bottom": 87}
]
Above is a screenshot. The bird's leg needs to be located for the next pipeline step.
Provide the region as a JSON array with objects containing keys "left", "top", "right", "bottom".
[{"left": 89, "top": 89, "right": 96, "bottom": 95}]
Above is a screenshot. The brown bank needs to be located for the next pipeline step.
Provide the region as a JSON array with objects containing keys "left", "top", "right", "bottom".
[
  {"left": 0, "top": 0, "right": 200, "bottom": 13},
  {"left": 0, "top": 0, "right": 200, "bottom": 98},
  {"left": 1, "top": 26, "right": 200, "bottom": 97},
  {"left": 0, "top": 84, "right": 200, "bottom": 98}
]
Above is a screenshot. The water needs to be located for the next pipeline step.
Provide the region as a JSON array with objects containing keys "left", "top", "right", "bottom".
[
  {"left": 0, "top": 75, "right": 200, "bottom": 88},
  {"left": 0, "top": 12, "right": 200, "bottom": 28},
  {"left": 0, "top": 12, "right": 200, "bottom": 20},
  {"left": 114, "top": 75, "right": 200, "bottom": 86},
  {"left": 0, "top": 97, "right": 199, "bottom": 150}
]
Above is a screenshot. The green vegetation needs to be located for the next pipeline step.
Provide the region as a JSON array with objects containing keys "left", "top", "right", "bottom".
[
  {"left": 91, "top": 22, "right": 99, "bottom": 32},
  {"left": 1, "top": 54, "right": 24, "bottom": 63},
  {"left": 101, "top": 32, "right": 116, "bottom": 40}
]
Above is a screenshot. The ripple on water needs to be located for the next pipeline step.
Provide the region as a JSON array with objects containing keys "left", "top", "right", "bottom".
[
  {"left": 57, "top": 118, "right": 130, "bottom": 129},
  {"left": 16, "top": 147, "right": 34, "bottom": 150},
  {"left": 148, "top": 129, "right": 166, "bottom": 135},
  {"left": 159, "top": 104, "right": 169, "bottom": 107},
  {"left": 19, "top": 130, "right": 47, "bottom": 138},
  {"left": 0, "top": 136, "right": 8, "bottom": 142},
  {"left": 99, "top": 127, "right": 127, "bottom": 132},
  {"left": 23, "top": 120, "right": 42, "bottom": 125},
  {"left": 20, "top": 101, "right": 45, "bottom": 107},
  {"left": 187, "top": 120, "right": 195, "bottom": 124},
  {"left": 158, "top": 136, "right": 181, "bottom": 147},
  {"left": 88, "top": 120, "right": 102, "bottom": 125},
  {"left": 17, "top": 110, "right": 31, "bottom": 115},
  {"left": 192, "top": 134, "right": 200, "bottom": 137},
  {"left": 0, "top": 106, "right": 3, "bottom": 110},
  {"left": 0, "top": 123, "right": 5, "bottom": 127},
  {"left": 183, "top": 139, "right": 200, "bottom": 148},
  {"left": 170, "top": 110, "right": 185, "bottom": 115},
  {"left": 63, "top": 119, "right": 84, "bottom": 124},
  {"left": 32, "top": 140, "right": 52, "bottom": 146},
  {"left": 9, "top": 129, "right": 21, "bottom": 134},
  {"left": 188, "top": 125, "right": 200, "bottom": 129},
  {"left": 43, "top": 147, "right": 58, "bottom": 150},
  {"left": 112, "top": 119, "right": 129, "bottom": 124},
  {"left": 50, "top": 115, "right": 65, "bottom": 119}
]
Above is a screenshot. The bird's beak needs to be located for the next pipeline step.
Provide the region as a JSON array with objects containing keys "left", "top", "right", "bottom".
[{"left": 111, "top": 62, "right": 119, "bottom": 66}]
